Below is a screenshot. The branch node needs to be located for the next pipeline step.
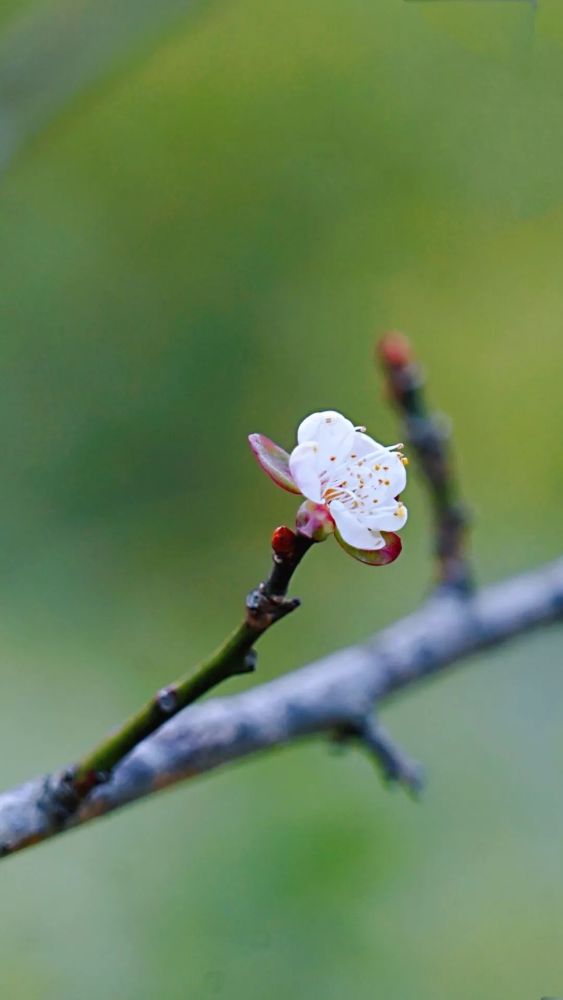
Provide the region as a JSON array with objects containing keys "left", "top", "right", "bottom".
[
  {"left": 37, "top": 770, "right": 82, "bottom": 827},
  {"left": 245, "top": 588, "right": 262, "bottom": 613},
  {"left": 245, "top": 589, "right": 301, "bottom": 630},
  {"left": 242, "top": 648, "right": 258, "bottom": 674},
  {"left": 156, "top": 686, "right": 178, "bottom": 715}
]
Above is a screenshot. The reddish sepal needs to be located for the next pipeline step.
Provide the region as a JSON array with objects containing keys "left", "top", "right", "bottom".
[
  {"left": 248, "top": 434, "right": 300, "bottom": 494},
  {"left": 334, "top": 530, "right": 402, "bottom": 566}
]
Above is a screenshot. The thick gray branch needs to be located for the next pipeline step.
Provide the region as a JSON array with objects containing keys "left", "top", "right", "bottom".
[{"left": 0, "top": 555, "right": 561, "bottom": 859}]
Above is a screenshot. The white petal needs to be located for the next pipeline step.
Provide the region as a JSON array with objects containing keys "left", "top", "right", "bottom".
[
  {"left": 329, "top": 500, "right": 385, "bottom": 550},
  {"left": 377, "top": 451, "right": 407, "bottom": 496},
  {"left": 367, "top": 502, "right": 408, "bottom": 532},
  {"left": 348, "top": 443, "right": 406, "bottom": 496},
  {"left": 348, "top": 431, "right": 386, "bottom": 459},
  {"left": 297, "top": 410, "right": 356, "bottom": 452},
  {"left": 288, "top": 442, "right": 323, "bottom": 502},
  {"left": 299, "top": 414, "right": 356, "bottom": 482}
]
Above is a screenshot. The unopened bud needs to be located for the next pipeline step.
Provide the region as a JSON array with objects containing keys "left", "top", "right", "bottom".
[
  {"left": 295, "top": 501, "right": 335, "bottom": 542},
  {"left": 377, "top": 331, "right": 412, "bottom": 368},
  {"left": 271, "top": 525, "right": 297, "bottom": 559}
]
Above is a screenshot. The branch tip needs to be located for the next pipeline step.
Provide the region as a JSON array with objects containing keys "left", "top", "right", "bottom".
[{"left": 337, "top": 717, "right": 424, "bottom": 796}]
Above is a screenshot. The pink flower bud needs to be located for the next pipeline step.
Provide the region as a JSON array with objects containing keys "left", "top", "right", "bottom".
[{"left": 295, "top": 501, "right": 335, "bottom": 542}]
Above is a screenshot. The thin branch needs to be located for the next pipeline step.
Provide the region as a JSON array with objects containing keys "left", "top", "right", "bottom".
[
  {"left": 0, "top": 555, "right": 561, "bottom": 859},
  {"left": 69, "top": 530, "right": 313, "bottom": 797},
  {"left": 378, "top": 332, "right": 473, "bottom": 594}
]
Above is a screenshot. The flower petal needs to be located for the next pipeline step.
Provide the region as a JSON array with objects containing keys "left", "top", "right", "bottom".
[
  {"left": 367, "top": 501, "right": 408, "bottom": 532},
  {"left": 349, "top": 431, "right": 386, "bottom": 458},
  {"left": 297, "top": 411, "right": 352, "bottom": 445},
  {"left": 329, "top": 499, "right": 385, "bottom": 550},
  {"left": 297, "top": 411, "right": 356, "bottom": 472},
  {"left": 289, "top": 442, "right": 323, "bottom": 502},
  {"left": 388, "top": 456, "right": 407, "bottom": 496},
  {"left": 348, "top": 436, "right": 406, "bottom": 496},
  {"left": 248, "top": 434, "right": 301, "bottom": 494},
  {"left": 335, "top": 529, "right": 402, "bottom": 566}
]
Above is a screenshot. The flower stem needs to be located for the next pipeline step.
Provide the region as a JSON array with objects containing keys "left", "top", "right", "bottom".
[{"left": 71, "top": 532, "right": 313, "bottom": 796}]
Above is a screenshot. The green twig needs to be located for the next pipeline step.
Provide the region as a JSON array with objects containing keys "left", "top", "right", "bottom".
[{"left": 71, "top": 530, "right": 313, "bottom": 797}]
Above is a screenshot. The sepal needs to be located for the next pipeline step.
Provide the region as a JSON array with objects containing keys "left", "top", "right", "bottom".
[
  {"left": 334, "top": 529, "right": 402, "bottom": 565},
  {"left": 248, "top": 434, "right": 300, "bottom": 494}
]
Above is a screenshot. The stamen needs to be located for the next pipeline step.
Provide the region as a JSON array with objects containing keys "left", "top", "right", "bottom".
[{"left": 323, "top": 486, "right": 357, "bottom": 505}]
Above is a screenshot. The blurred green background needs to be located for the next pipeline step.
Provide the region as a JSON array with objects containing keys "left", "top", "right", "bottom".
[{"left": 0, "top": 0, "right": 562, "bottom": 997}]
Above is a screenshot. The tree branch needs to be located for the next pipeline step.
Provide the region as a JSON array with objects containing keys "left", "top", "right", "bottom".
[
  {"left": 0, "top": 334, "right": 558, "bottom": 860},
  {"left": 379, "top": 332, "right": 473, "bottom": 594},
  {"left": 0, "top": 555, "right": 561, "bottom": 859}
]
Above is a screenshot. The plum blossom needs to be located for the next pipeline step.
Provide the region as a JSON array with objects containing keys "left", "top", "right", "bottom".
[{"left": 249, "top": 410, "right": 407, "bottom": 565}]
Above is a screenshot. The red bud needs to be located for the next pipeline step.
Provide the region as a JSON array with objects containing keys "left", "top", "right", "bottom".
[
  {"left": 377, "top": 331, "right": 412, "bottom": 368},
  {"left": 271, "top": 525, "right": 297, "bottom": 559}
]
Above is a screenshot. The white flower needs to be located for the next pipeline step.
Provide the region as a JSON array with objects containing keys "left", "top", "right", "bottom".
[
  {"left": 288, "top": 410, "right": 407, "bottom": 551},
  {"left": 249, "top": 410, "right": 407, "bottom": 565}
]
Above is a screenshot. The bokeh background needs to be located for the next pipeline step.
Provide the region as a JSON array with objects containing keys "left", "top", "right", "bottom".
[{"left": 0, "top": 0, "right": 562, "bottom": 996}]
